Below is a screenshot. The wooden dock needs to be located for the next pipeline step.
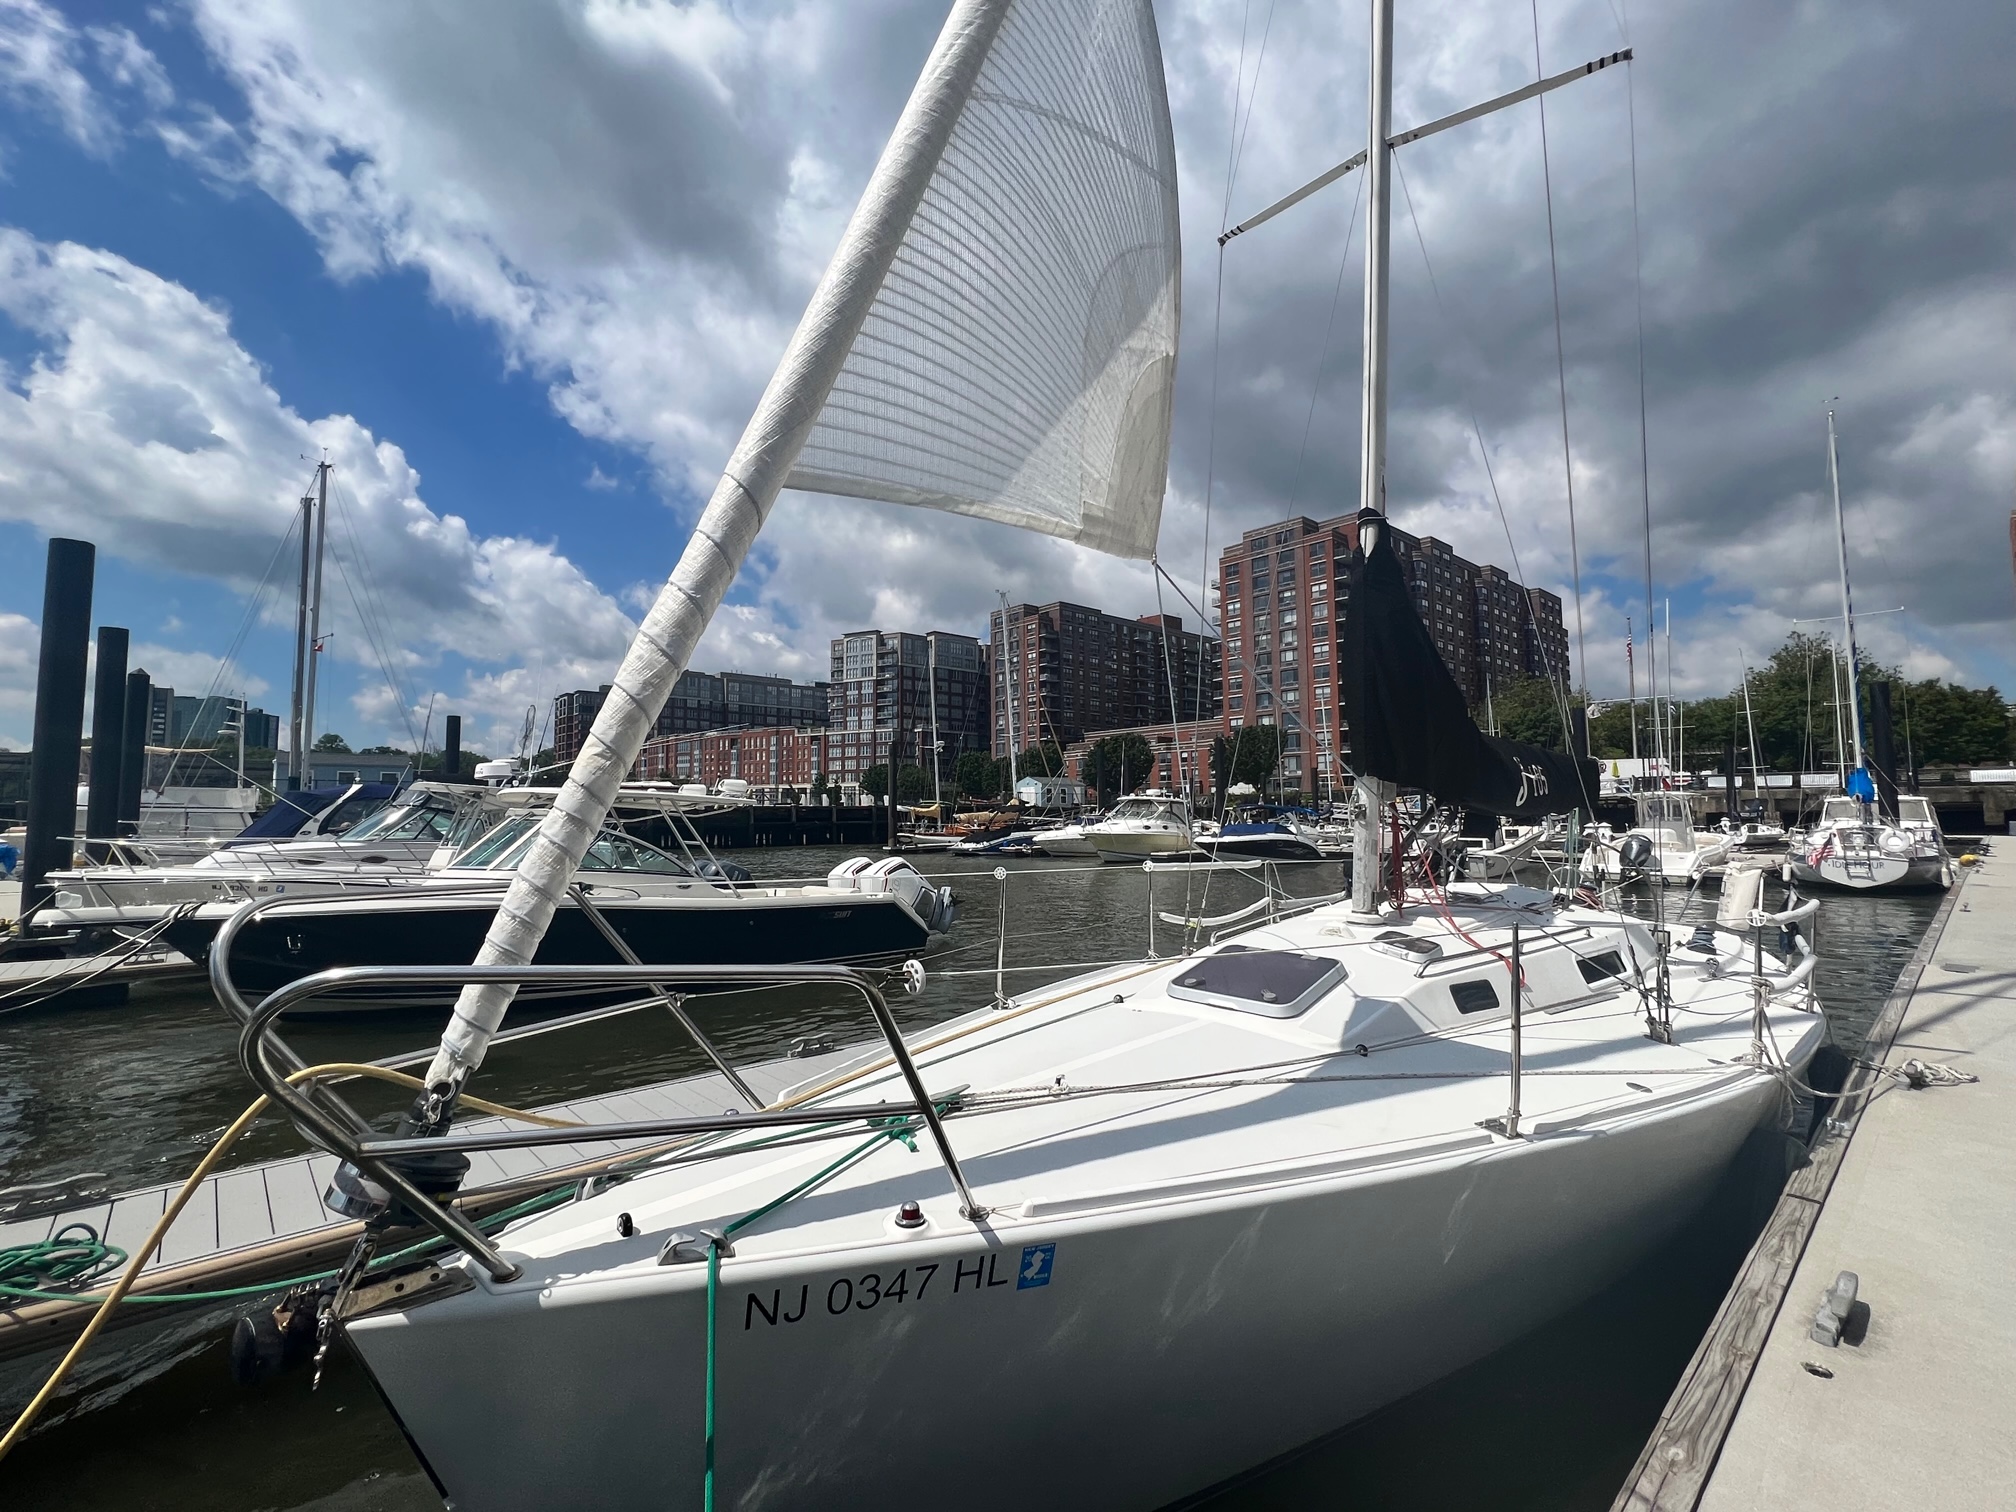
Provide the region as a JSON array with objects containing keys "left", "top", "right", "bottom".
[
  {"left": 0, "top": 943, "right": 198, "bottom": 1011},
  {"left": 1614, "top": 853, "right": 2006, "bottom": 1510},
  {"left": 0, "top": 1041, "right": 863, "bottom": 1362}
]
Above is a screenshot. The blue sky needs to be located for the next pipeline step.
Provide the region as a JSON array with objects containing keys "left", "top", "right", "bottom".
[{"left": 2, "top": 0, "right": 2011, "bottom": 754}]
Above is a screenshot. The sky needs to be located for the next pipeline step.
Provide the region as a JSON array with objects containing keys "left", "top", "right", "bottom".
[{"left": 0, "top": 0, "right": 2010, "bottom": 755}]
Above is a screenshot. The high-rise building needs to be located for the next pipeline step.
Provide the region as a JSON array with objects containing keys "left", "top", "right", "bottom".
[
  {"left": 989, "top": 601, "right": 1220, "bottom": 757},
  {"left": 554, "top": 671, "right": 832, "bottom": 765},
  {"left": 827, "top": 630, "right": 988, "bottom": 786},
  {"left": 1217, "top": 514, "right": 1570, "bottom": 792}
]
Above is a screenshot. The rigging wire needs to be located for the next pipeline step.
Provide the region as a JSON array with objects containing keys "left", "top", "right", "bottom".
[{"left": 1529, "top": 0, "right": 1589, "bottom": 694}]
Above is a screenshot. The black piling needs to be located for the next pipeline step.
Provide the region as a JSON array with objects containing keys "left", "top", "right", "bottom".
[
  {"left": 443, "top": 715, "right": 462, "bottom": 778},
  {"left": 886, "top": 727, "right": 904, "bottom": 852},
  {"left": 1868, "top": 681, "right": 1900, "bottom": 816},
  {"left": 118, "top": 669, "right": 150, "bottom": 832},
  {"left": 84, "top": 625, "right": 129, "bottom": 856},
  {"left": 22, "top": 539, "right": 95, "bottom": 917}
]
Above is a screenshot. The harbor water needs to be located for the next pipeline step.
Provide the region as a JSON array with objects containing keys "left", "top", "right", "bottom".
[{"left": 0, "top": 851, "right": 1943, "bottom": 1510}]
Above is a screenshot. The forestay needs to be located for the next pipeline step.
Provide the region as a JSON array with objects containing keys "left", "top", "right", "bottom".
[
  {"left": 787, "top": 0, "right": 1180, "bottom": 558},
  {"left": 414, "top": 0, "right": 1180, "bottom": 1096}
]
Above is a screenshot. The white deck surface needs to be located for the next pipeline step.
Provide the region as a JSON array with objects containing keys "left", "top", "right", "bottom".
[{"left": 1699, "top": 859, "right": 2014, "bottom": 1510}]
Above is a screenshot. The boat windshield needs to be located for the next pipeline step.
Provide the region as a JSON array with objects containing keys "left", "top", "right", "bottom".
[
  {"left": 1897, "top": 797, "right": 1937, "bottom": 827},
  {"left": 344, "top": 794, "right": 459, "bottom": 843},
  {"left": 1819, "top": 797, "right": 1864, "bottom": 823},
  {"left": 1111, "top": 798, "right": 1175, "bottom": 821},
  {"left": 453, "top": 814, "right": 540, "bottom": 869}
]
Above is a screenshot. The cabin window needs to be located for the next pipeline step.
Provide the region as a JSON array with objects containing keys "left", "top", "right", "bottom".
[
  {"left": 1576, "top": 950, "right": 1628, "bottom": 985},
  {"left": 1450, "top": 979, "right": 1501, "bottom": 1014}
]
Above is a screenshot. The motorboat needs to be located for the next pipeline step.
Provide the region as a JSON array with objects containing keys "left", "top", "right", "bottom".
[
  {"left": 159, "top": 792, "right": 957, "bottom": 1013},
  {"left": 1199, "top": 815, "right": 1328, "bottom": 862},
  {"left": 39, "top": 783, "right": 501, "bottom": 927},
  {"left": 335, "top": 878, "right": 1826, "bottom": 1510},
  {"left": 1030, "top": 813, "right": 1106, "bottom": 857},
  {"left": 1086, "top": 790, "right": 1195, "bottom": 863},
  {"left": 1580, "top": 793, "right": 1732, "bottom": 887},
  {"left": 1788, "top": 795, "right": 1951, "bottom": 892},
  {"left": 1458, "top": 815, "right": 1562, "bottom": 879}
]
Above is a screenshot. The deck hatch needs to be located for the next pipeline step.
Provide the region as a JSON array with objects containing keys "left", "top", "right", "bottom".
[
  {"left": 1166, "top": 945, "right": 1344, "bottom": 1019},
  {"left": 1577, "top": 949, "right": 1627, "bottom": 985}
]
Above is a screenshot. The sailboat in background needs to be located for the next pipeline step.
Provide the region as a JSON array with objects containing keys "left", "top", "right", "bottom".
[{"left": 1788, "top": 411, "right": 1952, "bottom": 892}]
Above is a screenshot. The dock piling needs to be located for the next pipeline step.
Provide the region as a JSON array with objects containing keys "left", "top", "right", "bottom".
[{"left": 22, "top": 538, "right": 95, "bottom": 917}]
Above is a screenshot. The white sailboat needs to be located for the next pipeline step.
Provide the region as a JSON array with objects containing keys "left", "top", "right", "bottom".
[
  {"left": 1787, "top": 411, "right": 1951, "bottom": 892},
  {"left": 230, "top": 5, "right": 1824, "bottom": 1507}
]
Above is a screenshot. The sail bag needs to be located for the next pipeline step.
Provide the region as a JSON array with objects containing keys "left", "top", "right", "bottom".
[
  {"left": 785, "top": 0, "right": 1179, "bottom": 559},
  {"left": 1337, "top": 515, "right": 1599, "bottom": 819}
]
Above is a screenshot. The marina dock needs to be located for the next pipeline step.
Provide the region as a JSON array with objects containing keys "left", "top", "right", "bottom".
[
  {"left": 1615, "top": 852, "right": 2006, "bottom": 1510},
  {"left": 0, "top": 1039, "right": 860, "bottom": 1363}
]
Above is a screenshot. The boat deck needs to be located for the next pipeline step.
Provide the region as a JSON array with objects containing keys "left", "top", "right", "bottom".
[
  {"left": 0, "top": 1041, "right": 862, "bottom": 1361},
  {"left": 1614, "top": 851, "right": 2007, "bottom": 1510}
]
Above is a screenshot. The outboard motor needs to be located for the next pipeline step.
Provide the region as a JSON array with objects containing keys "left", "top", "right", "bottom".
[
  {"left": 1617, "top": 833, "right": 1655, "bottom": 873},
  {"left": 827, "top": 856, "right": 956, "bottom": 935}
]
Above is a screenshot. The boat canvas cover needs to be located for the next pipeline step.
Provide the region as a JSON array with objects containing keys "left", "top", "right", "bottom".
[
  {"left": 785, "top": 0, "right": 1179, "bottom": 560},
  {"left": 230, "top": 784, "right": 396, "bottom": 840},
  {"left": 1337, "top": 519, "right": 1596, "bottom": 819}
]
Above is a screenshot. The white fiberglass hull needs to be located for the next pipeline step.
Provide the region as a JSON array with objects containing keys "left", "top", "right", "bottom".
[
  {"left": 351, "top": 1067, "right": 1797, "bottom": 1512},
  {"left": 1787, "top": 850, "right": 1949, "bottom": 892},
  {"left": 1089, "top": 826, "right": 1194, "bottom": 862},
  {"left": 1034, "top": 826, "right": 1099, "bottom": 857}
]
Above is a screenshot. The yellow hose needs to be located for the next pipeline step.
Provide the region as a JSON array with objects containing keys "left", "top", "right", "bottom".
[{"left": 0, "top": 1063, "right": 576, "bottom": 1462}]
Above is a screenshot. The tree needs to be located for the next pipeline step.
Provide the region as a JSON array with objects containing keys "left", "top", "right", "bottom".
[
  {"left": 313, "top": 732, "right": 352, "bottom": 752},
  {"left": 357, "top": 744, "right": 404, "bottom": 756},
  {"left": 809, "top": 772, "right": 829, "bottom": 804},
  {"left": 779, "top": 787, "right": 800, "bottom": 805},
  {"left": 1086, "top": 732, "right": 1154, "bottom": 803},
  {"left": 954, "top": 750, "right": 1002, "bottom": 800},
  {"left": 1219, "top": 723, "right": 1282, "bottom": 791},
  {"left": 860, "top": 764, "right": 890, "bottom": 800},
  {"left": 894, "top": 763, "right": 933, "bottom": 803},
  {"left": 1900, "top": 679, "right": 2012, "bottom": 766},
  {"left": 1016, "top": 742, "right": 1065, "bottom": 778}
]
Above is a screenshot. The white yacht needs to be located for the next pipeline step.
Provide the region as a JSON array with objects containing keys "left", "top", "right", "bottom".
[
  {"left": 1789, "top": 794, "right": 1951, "bottom": 892},
  {"left": 1580, "top": 793, "right": 1732, "bottom": 886},
  {"left": 224, "top": 5, "right": 1822, "bottom": 1508},
  {"left": 1086, "top": 790, "right": 1196, "bottom": 862},
  {"left": 39, "top": 783, "right": 499, "bottom": 927},
  {"left": 1032, "top": 812, "right": 1106, "bottom": 857},
  {"left": 338, "top": 882, "right": 1824, "bottom": 1510}
]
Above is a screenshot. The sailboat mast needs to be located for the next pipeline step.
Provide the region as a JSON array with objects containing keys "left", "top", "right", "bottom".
[
  {"left": 1350, "top": 0, "right": 1397, "bottom": 917},
  {"left": 286, "top": 492, "right": 311, "bottom": 790},
  {"left": 1826, "top": 408, "right": 1867, "bottom": 774},
  {"left": 997, "top": 590, "right": 1020, "bottom": 795},
  {"left": 301, "top": 461, "right": 329, "bottom": 768}
]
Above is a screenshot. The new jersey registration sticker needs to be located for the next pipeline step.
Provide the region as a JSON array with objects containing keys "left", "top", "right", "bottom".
[{"left": 1017, "top": 1243, "right": 1055, "bottom": 1289}]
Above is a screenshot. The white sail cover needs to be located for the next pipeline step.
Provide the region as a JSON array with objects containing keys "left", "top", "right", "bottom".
[{"left": 785, "top": 0, "right": 1180, "bottom": 559}]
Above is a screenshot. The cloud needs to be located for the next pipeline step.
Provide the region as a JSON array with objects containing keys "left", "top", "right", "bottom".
[
  {"left": 0, "top": 610, "right": 33, "bottom": 748},
  {"left": 0, "top": 0, "right": 170, "bottom": 153},
  {"left": 145, "top": 0, "right": 2012, "bottom": 708},
  {"left": 0, "top": 228, "right": 636, "bottom": 749}
]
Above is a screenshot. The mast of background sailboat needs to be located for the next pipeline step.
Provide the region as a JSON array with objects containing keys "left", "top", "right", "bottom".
[
  {"left": 997, "top": 590, "right": 1020, "bottom": 796},
  {"left": 286, "top": 491, "right": 312, "bottom": 790},
  {"left": 301, "top": 460, "right": 330, "bottom": 772},
  {"left": 1825, "top": 408, "right": 1867, "bottom": 776},
  {"left": 1349, "top": 0, "right": 1397, "bottom": 917}
]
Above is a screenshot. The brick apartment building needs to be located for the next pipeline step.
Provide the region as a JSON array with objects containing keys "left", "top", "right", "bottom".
[
  {"left": 826, "top": 629, "right": 989, "bottom": 787},
  {"left": 553, "top": 670, "right": 831, "bottom": 765},
  {"left": 1218, "top": 514, "right": 1569, "bottom": 793},
  {"left": 634, "top": 724, "right": 826, "bottom": 800},
  {"left": 990, "top": 601, "right": 1220, "bottom": 758},
  {"left": 1060, "top": 717, "right": 1226, "bottom": 797}
]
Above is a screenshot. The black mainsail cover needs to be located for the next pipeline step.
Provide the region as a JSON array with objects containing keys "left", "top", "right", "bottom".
[{"left": 1337, "top": 512, "right": 1598, "bottom": 819}]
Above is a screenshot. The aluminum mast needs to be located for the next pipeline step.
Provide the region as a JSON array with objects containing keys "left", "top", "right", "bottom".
[{"left": 1826, "top": 407, "right": 1867, "bottom": 776}]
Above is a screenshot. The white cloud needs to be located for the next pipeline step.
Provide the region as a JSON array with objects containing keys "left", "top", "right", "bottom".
[
  {"left": 0, "top": 228, "right": 635, "bottom": 749},
  {"left": 0, "top": 610, "right": 34, "bottom": 748},
  {"left": 0, "top": 0, "right": 170, "bottom": 153}
]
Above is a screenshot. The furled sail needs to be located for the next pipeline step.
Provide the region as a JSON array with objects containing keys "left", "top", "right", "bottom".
[
  {"left": 1337, "top": 512, "right": 1598, "bottom": 820},
  {"left": 786, "top": 0, "right": 1180, "bottom": 559},
  {"left": 412, "top": 0, "right": 1180, "bottom": 1097}
]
